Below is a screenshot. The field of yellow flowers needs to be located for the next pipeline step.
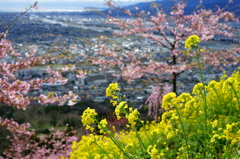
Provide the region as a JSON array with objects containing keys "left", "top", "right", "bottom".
[{"left": 68, "top": 36, "right": 240, "bottom": 159}]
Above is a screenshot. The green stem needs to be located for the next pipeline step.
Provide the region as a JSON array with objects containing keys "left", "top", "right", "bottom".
[
  {"left": 134, "top": 126, "right": 148, "bottom": 158},
  {"left": 107, "top": 131, "right": 133, "bottom": 159},
  {"left": 96, "top": 119, "right": 133, "bottom": 159},
  {"left": 116, "top": 91, "right": 122, "bottom": 103},
  {"left": 195, "top": 50, "right": 208, "bottom": 156},
  {"left": 94, "top": 138, "right": 112, "bottom": 159}
]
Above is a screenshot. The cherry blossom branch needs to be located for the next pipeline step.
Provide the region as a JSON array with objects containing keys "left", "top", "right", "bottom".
[{"left": 0, "top": 2, "right": 38, "bottom": 40}]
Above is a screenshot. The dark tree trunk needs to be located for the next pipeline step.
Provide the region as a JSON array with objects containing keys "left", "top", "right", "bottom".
[{"left": 172, "top": 55, "right": 177, "bottom": 94}]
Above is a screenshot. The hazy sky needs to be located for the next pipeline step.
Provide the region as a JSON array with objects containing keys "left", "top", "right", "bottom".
[
  {"left": 0, "top": 0, "right": 150, "bottom": 1},
  {"left": 0, "top": 0, "right": 154, "bottom": 12}
]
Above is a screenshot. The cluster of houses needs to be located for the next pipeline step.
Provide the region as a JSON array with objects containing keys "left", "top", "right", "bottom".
[{"left": 17, "top": 67, "right": 154, "bottom": 106}]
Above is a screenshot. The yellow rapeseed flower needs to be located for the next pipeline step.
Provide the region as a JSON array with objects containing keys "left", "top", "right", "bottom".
[
  {"left": 185, "top": 35, "right": 201, "bottom": 49},
  {"left": 110, "top": 100, "right": 118, "bottom": 106},
  {"left": 98, "top": 119, "right": 108, "bottom": 134},
  {"left": 106, "top": 83, "right": 120, "bottom": 98},
  {"left": 115, "top": 101, "right": 128, "bottom": 120},
  {"left": 126, "top": 109, "right": 140, "bottom": 127},
  {"left": 162, "top": 92, "right": 176, "bottom": 110},
  {"left": 147, "top": 145, "right": 160, "bottom": 159},
  {"left": 211, "top": 120, "right": 218, "bottom": 128},
  {"left": 81, "top": 107, "right": 97, "bottom": 131},
  {"left": 185, "top": 35, "right": 201, "bottom": 53},
  {"left": 192, "top": 83, "right": 204, "bottom": 95},
  {"left": 125, "top": 142, "right": 134, "bottom": 151}
]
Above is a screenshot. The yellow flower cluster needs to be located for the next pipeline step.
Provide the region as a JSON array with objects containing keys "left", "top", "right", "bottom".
[
  {"left": 106, "top": 83, "right": 120, "bottom": 98},
  {"left": 192, "top": 83, "right": 204, "bottom": 94},
  {"left": 70, "top": 134, "right": 118, "bottom": 159},
  {"left": 81, "top": 107, "right": 98, "bottom": 132},
  {"left": 115, "top": 101, "right": 128, "bottom": 120},
  {"left": 147, "top": 145, "right": 163, "bottom": 159},
  {"left": 110, "top": 100, "right": 118, "bottom": 106},
  {"left": 98, "top": 119, "right": 109, "bottom": 134},
  {"left": 223, "top": 122, "right": 240, "bottom": 141},
  {"left": 185, "top": 35, "right": 201, "bottom": 50},
  {"left": 124, "top": 142, "right": 134, "bottom": 151},
  {"left": 163, "top": 125, "right": 175, "bottom": 139},
  {"left": 211, "top": 119, "right": 218, "bottom": 128},
  {"left": 106, "top": 83, "right": 121, "bottom": 106},
  {"left": 162, "top": 92, "right": 176, "bottom": 110},
  {"left": 69, "top": 68, "right": 240, "bottom": 159},
  {"left": 126, "top": 109, "right": 140, "bottom": 127}
]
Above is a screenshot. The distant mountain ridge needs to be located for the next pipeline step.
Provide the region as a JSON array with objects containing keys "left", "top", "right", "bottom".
[
  {"left": 103, "top": 0, "right": 240, "bottom": 16},
  {"left": 84, "top": 7, "right": 107, "bottom": 10}
]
